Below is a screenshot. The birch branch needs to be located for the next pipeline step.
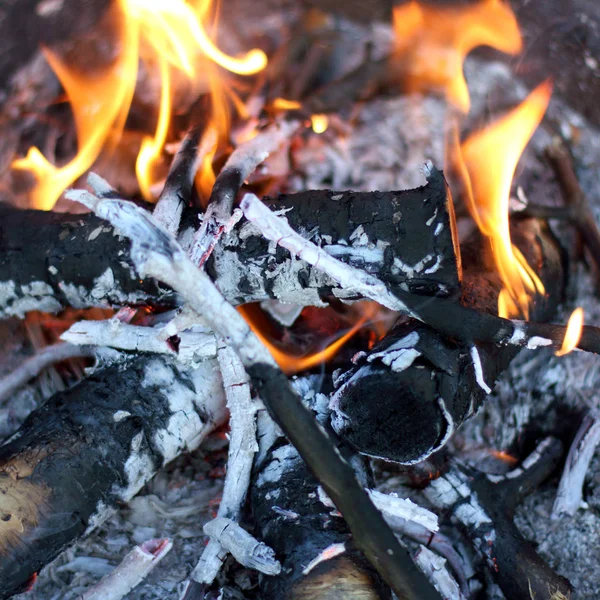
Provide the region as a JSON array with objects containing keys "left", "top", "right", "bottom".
[{"left": 61, "top": 319, "right": 217, "bottom": 366}]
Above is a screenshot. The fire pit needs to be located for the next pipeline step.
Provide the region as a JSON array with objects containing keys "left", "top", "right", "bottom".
[{"left": 1, "top": 0, "right": 600, "bottom": 598}]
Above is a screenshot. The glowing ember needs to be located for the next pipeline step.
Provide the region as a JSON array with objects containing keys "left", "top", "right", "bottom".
[
  {"left": 310, "top": 114, "right": 329, "bottom": 134},
  {"left": 392, "top": 0, "right": 522, "bottom": 112},
  {"left": 453, "top": 80, "right": 552, "bottom": 319},
  {"left": 13, "top": 0, "right": 267, "bottom": 209},
  {"left": 556, "top": 307, "right": 584, "bottom": 357},
  {"left": 238, "top": 303, "right": 379, "bottom": 375}
]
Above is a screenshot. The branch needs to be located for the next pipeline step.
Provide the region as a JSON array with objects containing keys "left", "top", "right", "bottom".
[
  {"left": 61, "top": 319, "right": 217, "bottom": 366},
  {"left": 153, "top": 126, "right": 217, "bottom": 236},
  {"left": 181, "top": 343, "right": 260, "bottom": 599},
  {"left": 552, "top": 412, "right": 600, "bottom": 518},
  {"left": 78, "top": 538, "right": 172, "bottom": 600}
]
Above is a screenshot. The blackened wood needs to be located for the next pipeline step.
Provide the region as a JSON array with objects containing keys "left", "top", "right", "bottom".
[
  {"left": 330, "top": 219, "right": 565, "bottom": 464},
  {"left": 0, "top": 355, "right": 225, "bottom": 600},
  {"left": 0, "top": 172, "right": 459, "bottom": 316},
  {"left": 0, "top": 202, "right": 176, "bottom": 318},
  {"left": 252, "top": 406, "right": 390, "bottom": 600}
]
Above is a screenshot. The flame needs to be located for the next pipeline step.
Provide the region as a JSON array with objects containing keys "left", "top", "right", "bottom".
[
  {"left": 556, "top": 307, "right": 584, "bottom": 357},
  {"left": 392, "top": 0, "right": 522, "bottom": 112},
  {"left": 238, "top": 303, "right": 378, "bottom": 375},
  {"left": 311, "top": 114, "right": 329, "bottom": 134},
  {"left": 453, "top": 80, "right": 552, "bottom": 318},
  {"left": 13, "top": 0, "right": 267, "bottom": 209}
]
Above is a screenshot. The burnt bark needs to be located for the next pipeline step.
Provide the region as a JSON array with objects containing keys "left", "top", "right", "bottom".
[
  {"left": 0, "top": 355, "right": 226, "bottom": 600},
  {"left": 330, "top": 219, "right": 565, "bottom": 464},
  {"left": 0, "top": 170, "right": 459, "bottom": 316}
]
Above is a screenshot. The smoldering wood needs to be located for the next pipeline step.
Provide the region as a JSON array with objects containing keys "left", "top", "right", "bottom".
[
  {"left": 0, "top": 355, "right": 226, "bottom": 600},
  {"left": 251, "top": 400, "right": 392, "bottom": 600},
  {"left": 329, "top": 218, "right": 565, "bottom": 464},
  {"left": 0, "top": 170, "right": 459, "bottom": 317},
  {"left": 424, "top": 438, "right": 573, "bottom": 600}
]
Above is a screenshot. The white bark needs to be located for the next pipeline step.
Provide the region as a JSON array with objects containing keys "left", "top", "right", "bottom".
[
  {"left": 78, "top": 538, "right": 173, "bottom": 600},
  {"left": 61, "top": 319, "right": 217, "bottom": 366}
]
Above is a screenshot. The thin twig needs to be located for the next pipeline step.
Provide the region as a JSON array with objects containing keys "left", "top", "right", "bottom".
[
  {"left": 71, "top": 190, "right": 442, "bottom": 600},
  {"left": 552, "top": 412, "right": 600, "bottom": 518},
  {"left": 153, "top": 126, "right": 217, "bottom": 236},
  {"left": 181, "top": 343, "right": 260, "bottom": 599},
  {"left": 240, "top": 192, "right": 600, "bottom": 356},
  {"left": 0, "top": 342, "right": 94, "bottom": 404},
  {"left": 78, "top": 538, "right": 172, "bottom": 600},
  {"left": 61, "top": 319, "right": 217, "bottom": 366},
  {"left": 190, "top": 120, "right": 299, "bottom": 267},
  {"left": 414, "top": 546, "right": 466, "bottom": 600}
]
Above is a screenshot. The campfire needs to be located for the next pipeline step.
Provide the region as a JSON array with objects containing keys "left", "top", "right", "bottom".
[{"left": 2, "top": 0, "right": 600, "bottom": 598}]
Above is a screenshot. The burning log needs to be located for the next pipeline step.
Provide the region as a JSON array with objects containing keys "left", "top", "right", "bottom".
[
  {"left": 0, "top": 355, "right": 227, "bottom": 599},
  {"left": 0, "top": 168, "right": 459, "bottom": 317},
  {"left": 423, "top": 437, "right": 573, "bottom": 600},
  {"left": 328, "top": 218, "right": 566, "bottom": 463}
]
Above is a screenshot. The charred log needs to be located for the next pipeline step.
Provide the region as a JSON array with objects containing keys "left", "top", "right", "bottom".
[
  {"left": 330, "top": 219, "right": 565, "bottom": 464},
  {"left": 0, "top": 355, "right": 226, "bottom": 599},
  {"left": 0, "top": 169, "right": 459, "bottom": 316}
]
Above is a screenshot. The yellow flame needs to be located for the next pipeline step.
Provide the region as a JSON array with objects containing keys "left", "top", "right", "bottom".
[
  {"left": 136, "top": 55, "right": 172, "bottom": 201},
  {"left": 311, "top": 114, "right": 329, "bottom": 134},
  {"left": 454, "top": 80, "right": 552, "bottom": 318},
  {"left": 12, "top": 8, "right": 140, "bottom": 210},
  {"left": 556, "top": 308, "right": 584, "bottom": 357},
  {"left": 272, "top": 98, "right": 302, "bottom": 111},
  {"left": 392, "top": 0, "right": 522, "bottom": 112},
  {"left": 13, "top": 0, "right": 267, "bottom": 209},
  {"left": 238, "top": 303, "right": 378, "bottom": 375}
]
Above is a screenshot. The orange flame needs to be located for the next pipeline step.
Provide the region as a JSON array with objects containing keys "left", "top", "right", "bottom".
[
  {"left": 453, "top": 80, "right": 552, "bottom": 318},
  {"left": 556, "top": 307, "right": 584, "bottom": 357},
  {"left": 392, "top": 0, "right": 522, "bottom": 112},
  {"left": 13, "top": 0, "right": 267, "bottom": 208},
  {"left": 238, "top": 303, "right": 379, "bottom": 375}
]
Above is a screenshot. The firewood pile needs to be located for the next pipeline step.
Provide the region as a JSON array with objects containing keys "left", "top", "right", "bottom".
[{"left": 2, "top": 1, "right": 600, "bottom": 599}]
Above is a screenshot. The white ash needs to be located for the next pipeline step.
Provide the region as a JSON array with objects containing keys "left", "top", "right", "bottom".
[{"left": 415, "top": 546, "right": 465, "bottom": 600}]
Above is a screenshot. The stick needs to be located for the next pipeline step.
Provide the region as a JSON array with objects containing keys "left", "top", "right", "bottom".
[
  {"left": 61, "top": 319, "right": 217, "bottom": 366},
  {"left": 0, "top": 342, "right": 94, "bottom": 404},
  {"left": 552, "top": 412, "right": 600, "bottom": 518},
  {"left": 202, "top": 518, "right": 280, "bottom": 575},
  {"left": 78, "top": 538, "right": 172, "bottom": 600},
  {"left": 153, "top": 126, "right": 217, "bottom": 236},
  {"left": 240, "top": 192, "right": 600, "bottom": 355},
  {"left": 414, "top": 546, "right": 466, "bottom": 600},
  {"left": 181, "top": 344, "right": 259, "bottom": 599},
  {"left": 74, "top": 191, "right": 441, "bottom": 600},
  {"left": 190, "top": 120, "right": 299, "bottom": 266}
]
